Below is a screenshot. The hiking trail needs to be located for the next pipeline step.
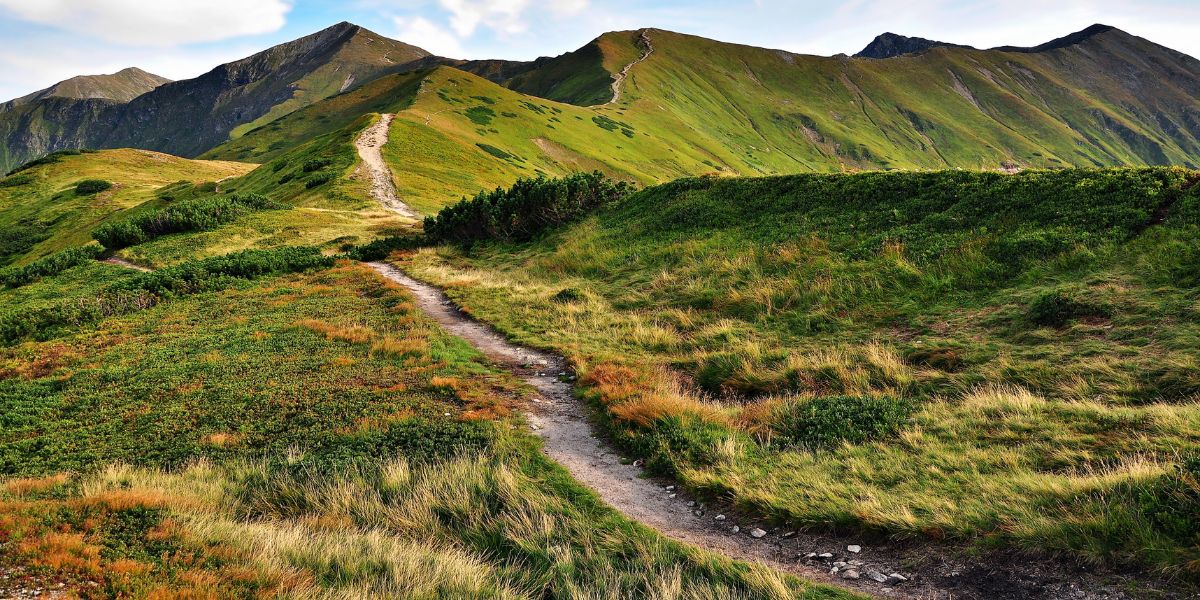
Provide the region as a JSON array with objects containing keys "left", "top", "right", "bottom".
[{"left": 355, "top": 114, "right": 418, "bottom": 218}]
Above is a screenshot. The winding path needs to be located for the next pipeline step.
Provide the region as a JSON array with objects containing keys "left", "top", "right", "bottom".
[
  {"left": 355, "top": 114, "right": 418, "bottom": 219},
  {"left": 608, "top": 29, "right": 654, "bottom": 105},
  {"left": 348, "top": 95, "right": 1156, "bottom": 600}
]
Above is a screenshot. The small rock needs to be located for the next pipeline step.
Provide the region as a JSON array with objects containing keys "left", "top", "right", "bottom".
[
  {"left": 885, "top": 574, "right": 908, "bottom": 585},
  {"left": 714, "top": 514, "right": 726, "bottom": 521},
  {"left": 731, "top": 526, "right": 741, "bottom": 533},
  {"left": 848, "top": 560, "right": 863, "bottom": 566},
  {"left": 668, "top": 493, "right": 677, "bottom": 498},
  {"left": 866, "top": 570, "right": 887, "bottom": 583},
  {"left": 818, "top": 552, "right": 834, "bottom": 559},
  {"left": 665, "top": 485, "right": 675, "bottom": 491},
  {"left": 693, "top": 510, "right": 704, "bottom": 517},
  {"left": 803, "top": 552, "right": 817, "bottom": 559},
  {"left": 847, "top": 544, "right": 862, "bottom": 553},
  {"left": 750, "top": 528, "right": 767, "bottom": 538},
  {"left": 781, "top": 531, "right": 796, "bottom": 538},
  {"left": 832, "top": 561, "right": 848, "bottom": 569},
  {"left": 687, "top": 501, "right": 696, "bottom": 507},
  {"left": 632, "top": 459, "right": 643, "bottom": 467},
  {"left": 841, "top": 569, "right": 861, "bottom": 580}
]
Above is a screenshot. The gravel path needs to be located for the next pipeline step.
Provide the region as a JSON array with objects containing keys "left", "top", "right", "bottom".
[
  {"left": 355, "top": 114, "right": 418, "bottom": 218},
  {"left": 608, "top": 29, "right": 654, "bottom": 105}
]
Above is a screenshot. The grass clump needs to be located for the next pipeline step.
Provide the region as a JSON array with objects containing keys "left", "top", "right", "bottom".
[
  {"left": 0, "top": 173, "right": 34, "bottom": 188},
  {"left": 74, "top": 179, "right": 113, "bottom": 195},
  {"left": 1027, "top": 289, "right": 1111, "bottom": 328},
  {"left": 768, "top": 395, "right": 915, "bottom": 450},
  {"left": 93, "top": 193, "right": 286, "bottom": 250},
  {"left": 424, "top": 172, "right": 634, "bottom": 245}
]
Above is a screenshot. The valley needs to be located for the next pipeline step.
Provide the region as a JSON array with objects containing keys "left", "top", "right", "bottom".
[{"left": 0, "top": 13, "right": 1199, "bottom": 600}]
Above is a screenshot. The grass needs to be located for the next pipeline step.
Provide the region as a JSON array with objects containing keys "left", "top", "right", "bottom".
[
  {"left": 398, "top": 167, "right": 1200, "bottom": 578},
  {"left": 0, "top": 149, "right": 253, "bottom": 266},
  {"left": 0, "top": 260, "right": 855, "bottom": 599}
]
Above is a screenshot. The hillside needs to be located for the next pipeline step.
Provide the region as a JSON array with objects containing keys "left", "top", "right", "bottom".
[
  {"left": 401, "top": 167, "right": 1200, "bottom": 579},
  {"left": 0, "top": 149, "right": 252, "bottom": 266},
  {"left": 0, "top": 69, "right": 170, "bottom": 174},
  {"left": 0, "top": 23, "right": 431, "bottom": 173}
]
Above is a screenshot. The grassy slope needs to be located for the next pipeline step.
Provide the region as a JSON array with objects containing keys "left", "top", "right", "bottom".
[
  {"left": 399, "top": 168, "right": 1200, "bottom": 576},
  {"left": 199, "top": 27, "right": 1200, "bottom": 217},
  {"left": 0, "top": 261, "right": 853, "bottom": 599},
  {"left": 0, "top": 149, "right": 253, "bottom": 265}
]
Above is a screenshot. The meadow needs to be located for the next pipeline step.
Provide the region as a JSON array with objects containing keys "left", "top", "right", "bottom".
[
  {"left": 398, "top": 167, "right": 1200, "bottom": 577},
  {"left": 0, "top": 253, "right": 853, "bottom": 599}
]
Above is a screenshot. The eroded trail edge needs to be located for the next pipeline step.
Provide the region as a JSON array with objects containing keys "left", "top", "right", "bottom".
[{"left": 355, "top": 114, "right": 418, "bottom": 218}]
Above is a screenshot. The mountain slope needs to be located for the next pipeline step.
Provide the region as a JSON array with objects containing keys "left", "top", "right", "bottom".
[
  {"left": 0, "top": 69, "right": 170, "bottom": 174},
  {"left": 0, "top": 23, "right": 431, "bottom": 173},
  {"left": 202, "top": 24, "right": 1200, "bottom": 215}
]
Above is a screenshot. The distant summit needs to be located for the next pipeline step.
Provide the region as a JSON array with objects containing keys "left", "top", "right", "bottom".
[
  {"left": 9, "top": 67, "right": 168, "bottom": 106},
  {"left": 854, "top": 33, "right": 971, "bottom": 59},
  {"left": 993, "top": 24, "right": 1117, "bottom": 52}
]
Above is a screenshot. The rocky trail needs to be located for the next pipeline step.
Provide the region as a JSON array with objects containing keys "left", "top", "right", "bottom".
[
  {"left": 608, "top": 29, "right": 654, "bottom": 105},
  {"left": 354, "top": 114, "right": 418, "bottom": 219}
]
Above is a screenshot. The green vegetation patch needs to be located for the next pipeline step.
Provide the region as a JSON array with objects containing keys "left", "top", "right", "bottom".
[
  {"left": 464, "top": 106, "right": 497, "bottom": 126},
  {"left": 0, "top": 245, "right": 104, "bottom": 288},
  {"left": 93, "top": 193, "right": 287, "bottom": 250},
  {"left": 74, "top": 179, "right": 113, "bottom": 195}
]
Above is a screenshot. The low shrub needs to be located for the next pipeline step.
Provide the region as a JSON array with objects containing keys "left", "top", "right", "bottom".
[
  {"left": 1027, "top": 289, "right": 1110, "bottom": 328},
  {"left": 0, "top": 173, "right": 34, "bottom": 188},
  {"left": 344, "top": 235, "right": 425, "bottom": 262},
  {"left": 1135, "top": 452, "right": 1200, "bottom": 549},
  {"left": 93, "top": 193, "right": 286, "bottom": 250},
  {"left": 0, "top": 246, "right": 104, "bottom": 288},
  {"left": 305, "top": 172, "right": 334, "bottom": 189},
  {"left": 770, "top": 395, "right": 915, "bottom": 450},
  {"left": 425, "top": 172, "right": 635, "bottom": 245},
  {"left": 302, "top": 158, "right": 333, "bottom": 173},
  {"left": 75, "top": 179, "right": 112, "bottom": 195}
]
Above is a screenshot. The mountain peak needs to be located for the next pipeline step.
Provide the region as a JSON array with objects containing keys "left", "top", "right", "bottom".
[
  {"left": 993, "top": 24, "right": 1119, "bottom": 53},
  {"left": 11, "top": 68, "right": 170, "bottom": 105},
  {"left": 854, "top": 32, "right": 971, "bottom": 59}
]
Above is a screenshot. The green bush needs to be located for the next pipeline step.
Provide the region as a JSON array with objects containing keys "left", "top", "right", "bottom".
[
  {"left": 0, "top": 223, "right": 49, "bottom": 264},
  {"left": 770, "top": 395, "right": 915, "bottom": 450},
  {"left": 1136, "top": 452, "right": 1200, "bottom": 547},
  {"left": 302, "top": 158, "right": 333, "bottom": 173},
  {"left": 1027, "top": 289, "right": 1110, "bottom": 328},
  {"left": 0, "top": 246, "right": 104, "bottom": 288},
  {"left": 344, "top": 235, "right": 425, "bottom": 262},
  {"left": 305, "top": 172, "right": 335, "bottom": 189},
  {"left": 425, "top": 172, "right": 635, "bottom": 245},
  {"left": 75, "top": 179, "right": 113, "bottom": 195},
  {"left": 0, "top": 173, "right": 34, "bottom": 188},
  {"left": 93, "top": 193, "right": 286, "bottom": 250}
]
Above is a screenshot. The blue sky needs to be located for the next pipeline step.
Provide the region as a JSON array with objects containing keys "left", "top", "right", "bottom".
[{"left": 2, "top": 0, "right": 1199, "bottom": 101}]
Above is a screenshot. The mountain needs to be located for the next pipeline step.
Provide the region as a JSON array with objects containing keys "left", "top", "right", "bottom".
[
  {"left": 7, "top": 22, "right": 1200, "bottom": 181},
  {"left": 7, "top": 68, "right": 170, "bottom": 105},
  {"left": 0, "top": 22, "right": 431, "bottom": 173},
  {"left": 854, "top": 32, "right": 971, "bottom": 58},
  {"left": 0, "top": 68, "right": 170, "bottom": 173}
]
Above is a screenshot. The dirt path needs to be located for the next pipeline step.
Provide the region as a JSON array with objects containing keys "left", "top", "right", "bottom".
[
  {"left": 355, "top": 114, "right": 418, "bottom": 219},
  {"left": 608, "top": 29, "right": 654, "bottom": 105},
  {"left": 101, "top": 256, "right": 152, "bottom": 272}
]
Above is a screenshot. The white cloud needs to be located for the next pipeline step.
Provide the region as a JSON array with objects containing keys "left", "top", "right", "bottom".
[
  {"left": 440, "top": 0, "right": 533, "bottom": 37},
  {"left": 0, "top": 0, "right": 292, "bottom": 46},
  {"left": 393, "top": 15, "right": 466, "bottom": 57}
]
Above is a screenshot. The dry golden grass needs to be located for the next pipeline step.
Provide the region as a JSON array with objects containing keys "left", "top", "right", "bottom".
[
  {"left": 4, "top": 473, "right": 70, "bottom": 496},
  {"left": 295, "top": 319, "right": 375, "bottom": 344}
]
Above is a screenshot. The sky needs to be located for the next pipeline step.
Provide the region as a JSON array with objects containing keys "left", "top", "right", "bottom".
[{"left": 2, "top": 0, "right": 1199, "bottom": 101}]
